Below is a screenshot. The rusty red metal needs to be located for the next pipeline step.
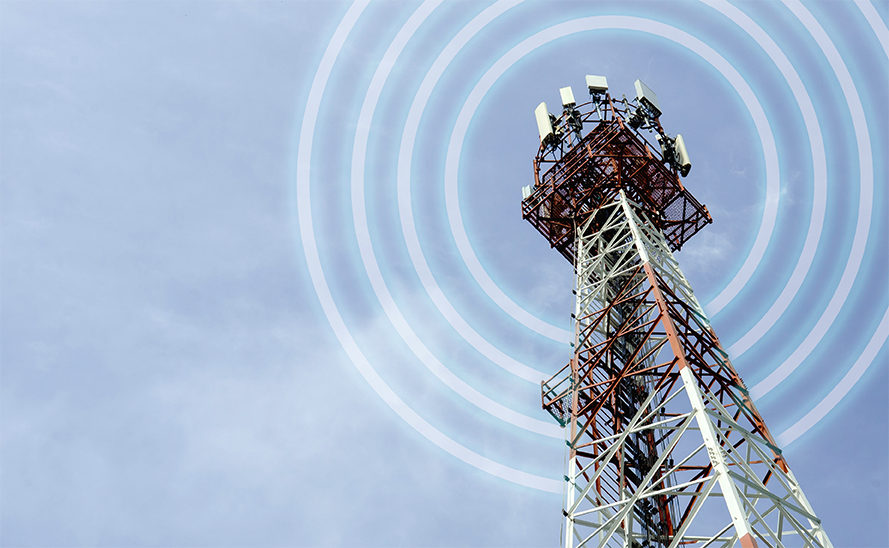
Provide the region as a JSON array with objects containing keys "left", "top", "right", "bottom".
[{"left": 522, "top": 96, "right": 711, "bottom": 264}]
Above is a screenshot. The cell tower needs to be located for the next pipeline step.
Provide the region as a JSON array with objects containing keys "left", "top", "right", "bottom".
[{"left": 521, "top": 76, "right": 831, "bottom": 548}]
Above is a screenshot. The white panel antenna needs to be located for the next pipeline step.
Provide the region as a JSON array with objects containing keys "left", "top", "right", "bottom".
[
  {"left": 634, "top": 79, "right": 662, "bottom": 118},
  {"left": 535, "top": 102, "right": 554, "bottom": 143},
  {"left": 560, "top": 86, "right": 576, "bottom": 108},
  {"left": 585, "top": 75, "right": 608, "bottom": 93},
  {"left": 675, "top": 134, "right": 691, "bottom": 176}
]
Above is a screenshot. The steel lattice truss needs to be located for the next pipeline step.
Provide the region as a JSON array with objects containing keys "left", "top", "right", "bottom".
[
  {"left": 539, "top": 194, "right": 831, "bottom": 548},
  {"left": 522, "top": 100, "right": 711, "bottom": 264},
  {"left": 523, "top": 90, "right": 831, "bottom": 547}
]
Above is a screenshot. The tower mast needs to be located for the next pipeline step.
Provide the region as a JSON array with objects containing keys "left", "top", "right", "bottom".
[{"left": 522, "top": 77, "right": 831, "bottom": 548}]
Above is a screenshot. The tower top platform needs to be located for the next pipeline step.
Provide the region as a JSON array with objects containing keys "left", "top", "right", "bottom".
[{"left": 521, "top": 85, "right": 711, "bottom": 264}]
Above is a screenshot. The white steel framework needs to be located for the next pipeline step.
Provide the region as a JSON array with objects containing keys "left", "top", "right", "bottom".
[{"left": 544, "top": 192, "right": 832, "bottom": 548}]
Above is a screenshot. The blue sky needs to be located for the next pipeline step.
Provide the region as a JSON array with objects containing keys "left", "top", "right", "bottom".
[{"left": 1, "top": 1, "right": 887, "bottom": 546}]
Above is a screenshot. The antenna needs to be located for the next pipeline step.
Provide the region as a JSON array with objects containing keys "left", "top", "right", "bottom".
[
  {"left": 674, "top": 133, "right": 691, "bottom": 176},
  {"left": 559, "top": 86, "right": 576, "bottom": 108},
  {"left": 534, "top": 102, "right": 554, "bottom": 145},
  {"left": 634, "top": 78, "right": 662, "bottom": 118},
  {"left": 585, "top": 74, "right": 608, "bottom": 94}
]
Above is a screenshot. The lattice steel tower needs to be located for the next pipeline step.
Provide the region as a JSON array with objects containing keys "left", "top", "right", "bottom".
[{"left": 521, "top": 77, "right": 831, "bottom": 548}]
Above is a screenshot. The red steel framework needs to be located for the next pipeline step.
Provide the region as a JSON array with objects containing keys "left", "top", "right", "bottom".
[
  {"left": 523, "top": 93, "right": 710, "bottom": 263},
  {"left": 522, "top": 81, "right": 830, "bottom": 547}
]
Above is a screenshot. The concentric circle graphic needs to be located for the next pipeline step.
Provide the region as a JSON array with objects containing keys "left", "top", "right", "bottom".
[{"left": 294, "top": 0, "right": 888, "bottom": 491}]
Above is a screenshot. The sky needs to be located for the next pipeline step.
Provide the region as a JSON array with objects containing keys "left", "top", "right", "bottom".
[{"left": 1, "top": 1, "right": 887, "bottom": 546}]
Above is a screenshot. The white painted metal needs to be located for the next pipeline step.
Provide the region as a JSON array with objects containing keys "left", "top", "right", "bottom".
[
  {"left": 556, "top": 192, "right": 832, "bottom": 547},
  {"left": 677, "top": 364, "right": 756, "bottom": 542}
]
